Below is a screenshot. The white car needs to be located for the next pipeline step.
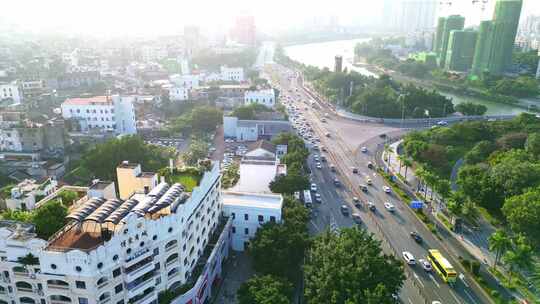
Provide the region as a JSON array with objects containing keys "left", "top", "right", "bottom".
[
  {"left": 384, "top": 202, "right": 395, "bottom": 212},
  {"left": 437, "top": 120, "right": 448, "bottom": 126},
  {"left": 366, "top": 178, "right": 372, "bottom": 185},
  {"left": 316, "top": 162, "right": 322, "bottom": 169},
  {"left": 383, "top": 186, "right": 391, "bottom": 193},
  {"left": 419, "top": 259, "right": 432, "bottom": 272},
  {"left": 361, "top": 146, "right": 368, "bottom": 153},
  {"left": 402, "top": 251, "right": 416, "bottom": 265},
  {"left": 310, "top": 183, "right": 317, "bottom": 192},
  {"left": 314, "top": 193, "right": 322, "bottom": 202}
]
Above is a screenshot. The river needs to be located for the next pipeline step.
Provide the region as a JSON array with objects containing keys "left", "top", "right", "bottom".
[{"left": 284, "top": 39, "right": 527, "bottom": 116}]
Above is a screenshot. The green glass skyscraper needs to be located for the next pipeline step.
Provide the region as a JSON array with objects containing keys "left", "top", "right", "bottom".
[
  {"left": 445, "top": 30, "right": 478, "bottom": 72},
  {"left": 472, "top": 0, "right": 523, "bottom": 75},
  {"left": 439, "top": 15, "right": 465, "bottom": 68},
  {"left": 434, "top": 17, "right": 446, "bottom": 54}
]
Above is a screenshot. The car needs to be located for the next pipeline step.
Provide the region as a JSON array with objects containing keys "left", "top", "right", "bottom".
[
  {"left": 316, "top": 162, "right": 322, "bottom": 169},
  {"left": 368, "top": 202, "right": 376, "bottom": 211},
  {"left": 437, "top": 120, "right": 448, "bottom": 126},
  {"left": 314, "top": 193, "right": 322, "bottom": 203},
  {"left": 352, "top": 213, "right": 362, "bottom": 224},
  {"left": 353, "top": 197, "right": 362, "bottom": 208},
  {"left": 366, "top": 178, "right": 372, "bottom": 185},
  {"left": 402, "top": 251, "right": 416, "bottom": 265},
  {"left": 330, "top": 165, "right": 336, "bottom": 172},
  {"left": 384, "top": 202, "right": 395, "bottom": 212},
  {"left": 383, "top": 186, "right": 391, "bottom": 193},
  {"left": 361, "top": 146, "right": 368, "bottom": 153},
  {"left": 321, "top": 146, "right": 327, "bottom": 152},
  {"left": 333, "top": 179, "right": 341, "bottom": 187},
  {"left": 379, "top": 133, "right": 387, "bottom": 139},
  {"left": 410, "top": 232, "right": 423, "bottom": 243},
  {"left": 367, "top": 162, "right": 374, "bottom": 169},
  {"left": 352, "top": 167, "right": 358, "bottom": 174},
  {"left": 320, "top": 156, "right": 327, "bottom": 162},
  {"left": 359, "top": 185, "right": 368, "bottom": 193},
  {"left": 321, "top": 118, "right": 327, "bottom": 123},
  {"left": 340, "top": 205, "right": 349, "bottom": 215},
  {"left": 419, "top": 259, "right": 432, "bottom": 272},
  {"left": 325, "top": 132, "right": 331, "bottom": 137},
  {"left": 310, "top": 183, "right": 317, "bottom": 192}
]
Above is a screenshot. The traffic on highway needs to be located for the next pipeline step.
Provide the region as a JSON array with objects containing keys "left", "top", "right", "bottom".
[{"left": 269, "top": 64, "right": 491, "bottom": 304}]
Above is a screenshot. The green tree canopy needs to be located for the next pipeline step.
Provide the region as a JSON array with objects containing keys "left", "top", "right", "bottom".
[
  {"left": 237, "top": 275, "right": 292, "bottom": 304},
  {"left": 32, "top": 200, "right": 68, "bottom": 239},
  {"left": 304, "top": 228, "right": 405, "bottom": 304},
  {"left": 455, "top": 102, "right": 488, "bottom": 116},
  {"left": 502, "top": 188, "right": 540, "bottom": 243}
]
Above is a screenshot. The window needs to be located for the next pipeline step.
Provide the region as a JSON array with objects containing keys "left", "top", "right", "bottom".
[
  {"left": 270, "top": 216, "right": 276, "bottom": 223},
  {"left": 75, "top": 266, "right": 82, "bottom": 272},
  {"left": 232, "top": 226, "right": 236, "bottom": 234},
  {"left": 112, "top": 268, "right": 121, "bottom": 278},
  {"left": 114, "top": 284, "right": 123, "bottom": 294},
  {"left": 244, "top": 214, "right": 249, "bottom": 221},
  {"left": 244, "top": 228, "right": 249, "bottom": 235},
  {"left": 231, "top": 212, "right": 235, "bottom": 219},
  {"left": 78, "top": 298, "right": 88, "bottom": 304},
  {"left": 75, "top": 281, "right": 86, "bottom": 289},
  {"left": 258, "top": 215, "right": 264, "bottom": 222}
]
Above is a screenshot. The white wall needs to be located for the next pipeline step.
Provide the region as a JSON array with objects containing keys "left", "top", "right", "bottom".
[
  {"left": 0, "top": 83, "right": 23, "bottom": 103},
  {"left": 244, "top": 90, "right": 276, "bottom": 108}
]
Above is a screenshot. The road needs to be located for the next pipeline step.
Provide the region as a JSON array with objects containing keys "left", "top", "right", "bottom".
[{"left": 271, "top": 64, "right": 492, "bottom": 304}]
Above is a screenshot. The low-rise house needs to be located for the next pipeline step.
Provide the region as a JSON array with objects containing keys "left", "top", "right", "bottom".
[
  {"left": 244, "top": 89, "right": 276, "bottom": 108},
  {"left": 3, "top": 177, "right": 58, "bottom": 210},
  {"left": 223, "top": 116, "right": 291, "bottom": 142}
]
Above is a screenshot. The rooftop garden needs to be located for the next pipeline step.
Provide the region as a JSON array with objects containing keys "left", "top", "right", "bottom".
[
  {"left": 159, "top": 167, "right": 203, "bottom": 192},
  {"left": 1, "top": 199, "right": 68, "bottom": 240}
]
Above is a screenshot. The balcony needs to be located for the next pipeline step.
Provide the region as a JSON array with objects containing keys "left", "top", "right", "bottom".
[
  {"left": 47, "top": 283, "right": 70, "bottom": 290},
  {"left": 129, "top": 290, "right": 156, "bottom": 304},
  {"left": 127, "top": 272, "right": 155, "bottom": 298},
  {"left": 125, "top": 262, "right": 155, "bottom": 283},
  {"left": 125, "top": 248, "right": 152, "bottom": 267},
  {"left": 165, "top": 257, "right": 179, "bottom": 268}
]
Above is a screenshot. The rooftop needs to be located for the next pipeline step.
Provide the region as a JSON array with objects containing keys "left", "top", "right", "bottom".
[
  {"left": 63, "top": 96, "right": 112, "bottom": 106},
  {"left": 223, "top": 191, "right": 282, "bottom": 210},
  {"left": 247, "top": 140, "right": 276, "bottom": 154},
  {"left": 89, "top": 180, "right": 113, "bottom": 191},
  {"left": 230, "top": 163, "right": 277, "bottom": 193}
]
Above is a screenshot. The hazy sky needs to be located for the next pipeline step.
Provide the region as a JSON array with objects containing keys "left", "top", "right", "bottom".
[{"left": 0, "top": 0, "right": 539, "bottom": 36}]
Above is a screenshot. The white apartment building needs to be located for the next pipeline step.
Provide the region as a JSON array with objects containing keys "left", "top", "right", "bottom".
[
  {"left": 220, "top": 66, "right": 244, "bottom": 82},
  {"left": 244, "top": 89, "right": 276, "bottom": 108},
  {"left": 61, "top": 95, "right": 137, "bottom": 135},
  {"left": 169, "top": 74, "right": 199, "bottom": 90},
  {"left": 0, "top": 129, "right": 23, "bottom": 152},
  {"left": 222, "top": 191, "right": 282, "bottom": 251},
  {"left": 4, "top": 178, "right": 58, "bottom": 210},
  {"left": 168, "top": 87, "right": 190, "bottom": 102},
  {"left": 0, "top": 162, "right": 232, "bottom": 304},
  {"left": 0, "top": 83, "right": 23, "bottom": 103}
]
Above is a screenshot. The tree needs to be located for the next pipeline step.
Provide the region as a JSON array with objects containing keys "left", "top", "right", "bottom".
[
  {"left": 457, "top": 164, "right": 504, "bottom": 211},
  {"left": 249, "top": 198, "right": 309, "bottom": 281},
  {"left": 304, "top": 228, "right": 405, "bottom": 304},
  {"left": 17, "top": 253, "right": 39, "bottom": 268},
  {"left": 502, "top": 188, "right": 540, "bottom": 243},
  {"left": 384, "top": 144, "right": 394, "bottom": 165},
  {"left": 269, "top": 174, "right": 309, "bottom": 195},
  {"left": 455, "top": 102, "right": 488, "bottom": 116},
  {"left": 57, "top": 190, "right": 79, "bottom": 206},
  {"left": 32, "top": 200, "right": 68, "bottom": 239},
  {"left": 503, "top": 236, "right": 533, "bottom": 281},
  {"left": 525, "top": 133, "right": 540, "bottom": 158},
  {"left": 237, "top": 275, "right": 292, "bottom": 304},
  {"left": 191, "top": 106, "right": 223, "bottom": 134},
  {"left": 488, "top": 230, "right": 512, "bottom": 268},
  {"left": 182, "top": 140, "right": 209, "bottom": 166},
  {"left": 402, "top": 158, "right": 413, "bottom": 180}
]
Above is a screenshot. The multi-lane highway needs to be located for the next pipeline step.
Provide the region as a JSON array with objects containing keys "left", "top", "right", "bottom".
[{"left": 270, "top": 63, "right": 492, "bottom": 304}]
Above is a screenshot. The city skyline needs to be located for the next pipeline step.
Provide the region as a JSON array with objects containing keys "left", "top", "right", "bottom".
[{"left": 0, "top": 0, "right": 538, "bottom": 36}]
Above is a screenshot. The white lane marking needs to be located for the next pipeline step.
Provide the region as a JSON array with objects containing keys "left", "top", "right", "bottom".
[
  {"left": 450, "top": 290, "right": 462, "bottom": 304},
  {"left": 464, "top": 290, "right": 477, "bottom": 304},
  {"left": 408, "top": 298, "right": 413, "bottom": 304},
  {"left": 413, "top": 273, "right": 424, "bottom": 288},
  {"left": 429, "top": 274, "right": 440, "bottom": 288}
]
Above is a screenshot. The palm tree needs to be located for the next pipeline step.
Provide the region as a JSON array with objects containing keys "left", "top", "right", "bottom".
[
  {"left": 397, "top": 154, "right": 405, "bottom": 174},
  {"left": 415, "top": 167, "right": 428, "bottom": 199},
  {"left": 403, "top": 158, "right": 413, "bottom": 180},
  {"left": 384, "top": 144, "right": 394, "bottom": 166},
  {"left": 503, "top": 236, "right": 533, "bottom": 281},
  {"left": 17, "top": 253, "right": 39, "bottom": 271},
  {"left": 488, "top": 230, "right": 511, "bottom": 269}
]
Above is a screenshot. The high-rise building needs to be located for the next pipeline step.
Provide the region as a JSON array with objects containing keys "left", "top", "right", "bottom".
[
  {"left": 472, "top": 0, "right": 523, "bottom": 75},
  {"left": 399, "top": 0, "right": 438, "bottom": 33},
  {"left": 434, "top": 17, "right": 446, "bottom": 55},
  {"left": 445, "top": 30, "right": 478, "bottom": 72},
  {"left": 335, "top": 55, "right": 343, "bottom": 73},
  {"left": 438, "top": 15, "right": 466, "bottom": 68},
  {"left": 231, "top": 15, "right": 256, "bottom": 46}
]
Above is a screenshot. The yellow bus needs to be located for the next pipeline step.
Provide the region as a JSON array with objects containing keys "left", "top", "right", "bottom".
[{"left": 428, "top": 249, "right": 457, "bottom": 284}]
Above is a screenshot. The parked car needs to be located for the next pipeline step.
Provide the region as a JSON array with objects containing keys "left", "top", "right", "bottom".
[{"left": 310, "top": 183, "right": 317, "bottom": 192}]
